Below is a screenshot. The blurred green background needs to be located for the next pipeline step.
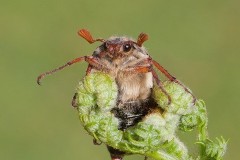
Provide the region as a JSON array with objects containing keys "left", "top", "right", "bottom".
[{"left": 1, "top": 0, "right": 239, "bottom": 159}]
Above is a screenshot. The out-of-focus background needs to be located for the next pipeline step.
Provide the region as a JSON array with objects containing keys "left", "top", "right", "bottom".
[{"left": 1, "top": 0, "right": 239, "bottom": 159}]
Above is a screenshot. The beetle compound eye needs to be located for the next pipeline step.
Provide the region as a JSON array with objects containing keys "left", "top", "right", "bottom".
[{"left": 123, "top": 44, "right": 132, "bottom": 52}]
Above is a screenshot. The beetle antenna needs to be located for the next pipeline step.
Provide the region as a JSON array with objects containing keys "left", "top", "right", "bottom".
[
  {"left": 78, "top": 29, "right": 105, "bottom": 44},
  {"left": 137, "top": 33, "right": 148, "bottom": 47},
  {"left": 37, "top": 56, "right": 85, "bottom": 85}
]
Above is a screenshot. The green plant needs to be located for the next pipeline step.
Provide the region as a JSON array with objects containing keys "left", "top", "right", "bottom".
[{"left": 74, "top": 72, "right": 227, "bottom": 160}]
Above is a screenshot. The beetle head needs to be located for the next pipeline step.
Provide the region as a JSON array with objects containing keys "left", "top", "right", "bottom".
[{"left": 78, "top": 29, "right": 149, "bottom": 59}]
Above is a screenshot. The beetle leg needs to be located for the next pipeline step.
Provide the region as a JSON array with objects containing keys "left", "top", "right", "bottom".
[
  {"left": 122, "top": 65, "right": 151, "bottom": 73},
  {"left": 71, "top": 93, "right": 78, "bottom": 108},
  {"left": 111, "top": 157, "right": 123, "bottom": 160},
  {"left": 85, "top": 65, "right": 92, "bottom": 75},
  {"left": 107, "top": 146, "right": 125, "bottom": 160},
  {"left": 37, "top": 56, "right": 110, "bottom": 85},
  {"left": 151, "top": 68, "right": 172, "bottom": 105},
  {"left": 84, "top": 56, "right": 110, "bottom": 71},
  {"left": 151, "top": 59, "right": 196, "bottom": 105},
  {"left": 37, "top": 56, "right": 85, "bottom": 85},
  {"left": 151, "top": 59, "right": 176, "bottom": 81},
  {"left": 93, "top": 138, "right": 102, "bottom": 145}
]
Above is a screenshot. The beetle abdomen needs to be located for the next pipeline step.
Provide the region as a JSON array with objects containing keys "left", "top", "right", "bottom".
[{"left": 111, "top": 96, "right": 158, "bottom": 130}]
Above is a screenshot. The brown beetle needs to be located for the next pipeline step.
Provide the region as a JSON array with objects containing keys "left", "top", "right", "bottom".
[{"left": 37, "top": 29, "right": 195, "bottom": 160}]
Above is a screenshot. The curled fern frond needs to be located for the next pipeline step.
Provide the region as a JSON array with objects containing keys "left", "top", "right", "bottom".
[{"left": 75, "top": 72, "right": 228, "bottom": 160}]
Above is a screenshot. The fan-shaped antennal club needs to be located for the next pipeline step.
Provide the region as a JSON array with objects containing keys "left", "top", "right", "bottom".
[
  {"left": 78, "top": 29, "right": 105, "bottom": 44},
  {"left": 137, "top": 33, "right": 148, "bottom": 47}
]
